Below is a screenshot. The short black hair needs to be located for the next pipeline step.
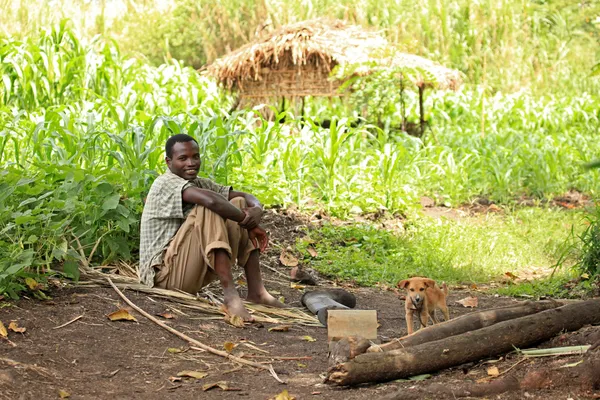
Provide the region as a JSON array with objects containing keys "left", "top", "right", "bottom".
[{"left": 165, "top": 134, "right": 198, "bottom": 158}]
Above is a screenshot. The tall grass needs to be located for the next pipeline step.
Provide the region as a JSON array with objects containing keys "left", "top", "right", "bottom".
[{"left": 2, "top": 0, "right": 598, "bottom": 94}]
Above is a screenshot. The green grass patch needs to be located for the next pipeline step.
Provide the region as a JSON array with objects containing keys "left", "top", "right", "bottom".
[
  {"left": 495, "top": 274, "right": 597, "bottom": 299},
  {"left": 297, "top": 208, "right": 586, "bottom": 288}
]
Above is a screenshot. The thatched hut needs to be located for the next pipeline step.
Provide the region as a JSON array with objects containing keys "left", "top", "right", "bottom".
[{"left": 206, "top": 18, "right": 462, "bottom": 133}]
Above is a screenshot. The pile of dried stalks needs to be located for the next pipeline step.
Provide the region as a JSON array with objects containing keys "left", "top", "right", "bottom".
[{"left": 77, "top": 266, "right": 320, "bottom": 327}]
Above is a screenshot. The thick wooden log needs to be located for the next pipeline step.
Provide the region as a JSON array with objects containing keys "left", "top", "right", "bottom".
[
  {"left": 374, "top": 300, "right": 561, "bottom": 352},
  {"left": 326, "top": 299, "right": 600, "bottom": 386},
  {"left": 383, "top": 343, "right": 600, "bottom": 399}
]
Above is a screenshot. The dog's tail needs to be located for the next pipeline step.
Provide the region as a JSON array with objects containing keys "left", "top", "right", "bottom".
[{"left": 442, "top": 282, "right": 448, "bottom": 295}]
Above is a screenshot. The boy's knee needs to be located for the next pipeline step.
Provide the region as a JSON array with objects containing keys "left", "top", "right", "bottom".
[{"left": 230, "top": 196, "right": 247, "bottom": 209}]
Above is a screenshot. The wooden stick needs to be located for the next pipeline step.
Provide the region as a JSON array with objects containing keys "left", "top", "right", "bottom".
[
  {"left": 52, "top": 314, "right": 84, "bottom": 330},
  {"left": 243, "top": 355, "right": 313, "bottom": 361},
  {"left": 107, "top": 278, "right": 285, "bottom": 384}
]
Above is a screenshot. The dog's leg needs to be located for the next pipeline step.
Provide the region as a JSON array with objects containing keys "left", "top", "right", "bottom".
[
  {"left": 406, "top": 311, "right": 414, "bottom": 335},
  {"left": 440, "top": 304, "right": 450, "bottom": 322},
  {"left": 418, "top": 310, "right": 429, "bottom": 330},
  {"left": 429, "top": 309, "right": 439, "bottom": 324}
]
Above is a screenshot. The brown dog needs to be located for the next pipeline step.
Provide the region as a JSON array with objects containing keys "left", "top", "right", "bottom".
[{"left": 397, "top": 277, "right": 450, "bottom": 334}]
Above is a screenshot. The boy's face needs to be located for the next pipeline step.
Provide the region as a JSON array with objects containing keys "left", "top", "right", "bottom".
[{"left": 166, "top": 141, "right": 201, "bottom": 180}]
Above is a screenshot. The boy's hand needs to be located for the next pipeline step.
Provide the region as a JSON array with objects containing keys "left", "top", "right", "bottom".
[
  {"left": 248, "top": 226, "right": 269, "bottom": 253},
  {"left": 239, "top": 206, "right": 262, "bottom": 230}
]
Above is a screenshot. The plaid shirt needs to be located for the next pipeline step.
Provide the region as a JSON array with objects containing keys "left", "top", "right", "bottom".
[{"left": 138, "top": 170, "right": 230, "bottom": 286}]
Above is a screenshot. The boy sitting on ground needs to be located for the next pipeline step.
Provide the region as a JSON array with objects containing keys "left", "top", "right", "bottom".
[{"left": 138, "top": 134, "right": 284, "bottom": 320}]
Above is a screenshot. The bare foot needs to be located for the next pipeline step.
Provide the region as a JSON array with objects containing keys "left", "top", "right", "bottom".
[
  {"left": 247, "top": 291, "right": 288, "bottom": 308},
  {"left": 224, "top": 292, "right": 254, "bottom": 322}
]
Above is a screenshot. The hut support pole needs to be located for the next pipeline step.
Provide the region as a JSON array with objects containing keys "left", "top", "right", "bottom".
[
  {"left": 399, "top": 75, "right": 406, "bottom": 131},
  {"left": 418, "top": 85, "right": 425, "bottom": 136}
]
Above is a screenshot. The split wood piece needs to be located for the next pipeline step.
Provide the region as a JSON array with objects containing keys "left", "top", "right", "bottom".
[
  {"left": 326, "top": 299, "right": 600, "bottom": 386},
  {"left": 328, "top": 336, "right": 372, "bottom": 367},
  {"left": 106, "top": 278, "right": 285, "bottom": 384},
  {"left": 372, "top": 300, "right": 561, "bottom": 353}
]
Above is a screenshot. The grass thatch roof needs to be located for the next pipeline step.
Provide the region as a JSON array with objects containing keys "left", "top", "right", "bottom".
[
  {"left": 389, "top": 53, "right": 462, "bottom": 90},
  {"left": 206, "top": 18, "right": 461, "bottom": 97}
]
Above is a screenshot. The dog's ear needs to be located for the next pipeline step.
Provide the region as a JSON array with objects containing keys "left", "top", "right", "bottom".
[
  {"left": 423, "top": 279, "right": 436, "bottom": 288},
  {"left": 397, "top": 280, "right": 409, "bottom": 289}
]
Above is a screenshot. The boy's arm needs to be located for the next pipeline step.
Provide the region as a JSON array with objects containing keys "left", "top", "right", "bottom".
[{"left": 182, "top": 187, "right": 247, "bottom": 223}]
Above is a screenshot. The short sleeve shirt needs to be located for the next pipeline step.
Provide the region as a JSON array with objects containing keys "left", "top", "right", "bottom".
[{"left": 138, "top": 170, "right": 231, "bottom": 286}]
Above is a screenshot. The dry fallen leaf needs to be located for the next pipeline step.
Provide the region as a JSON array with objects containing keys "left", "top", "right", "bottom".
[
  {"left": 456, "top": 296, "right": 478, "bottom": 308},
  {"left": 177, "top": 370, "right": 208, "bottom": 379},
  {"left": 487, "top": 366, "right": 500, "bottom": 377},
  {"left": 302, "top": 335, "right": 316, "bottom": 342},
  {"left": 223, "top": 342, "right": 237, "bottom": 353},
  {"left": 8, "top": 321, "right": 26, "bottom": 333},
  {"left": 25, "top": 277, "right": 41, "bottom": 291},
  {"left": 0, "top": 321, "right": 7, "bottom": 338},
  {"left": 279, "top": 250, "right": 299, "bottom": 267},
  {"left": 268, "top": 325, "right": 291, "bottom": 332},
  {"left": 307, "top": 246, "right": 318, "bottom": 258},
  {"left": 157, "top": 312, "right": 174, "bottom": 319},
  {"left": 271, "top": 389, "right": 296, "bottom": 400},
  {"left": 224, "top": 314, "right": 245, "bottom": 328},
  {"left": 290, "top": 283, "right": 305, "bottom": 290},
  {"left": 297, "top": 363, "right": 306, "bottom": 368},
  {"left": 58, "top": 389, "right": 70, "bottom": 398},
  {"left": 107, "top": 309, "right": 137, "bottom": 322},
  {"left": 202, "top": 381, "right": 240, "bottom": 392},
  {"left": 505, "top": 272, "right": 519, "bottom": 280},
  {"left": 167, "top": 347, "right": 183, "bottom": 354}
]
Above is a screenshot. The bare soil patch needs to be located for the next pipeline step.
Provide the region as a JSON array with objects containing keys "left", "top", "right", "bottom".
[{"left": 0, "top": 210, "right": 598, "bottom": 399}]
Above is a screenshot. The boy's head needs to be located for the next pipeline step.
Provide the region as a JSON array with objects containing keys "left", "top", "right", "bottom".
[{"left": 165, "top": 134, "right": 200, "bottom": 180}]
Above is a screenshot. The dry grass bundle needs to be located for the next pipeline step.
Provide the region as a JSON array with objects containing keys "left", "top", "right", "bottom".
[{"left": 78, "top": 267, "right": 321, "bottom": 327}]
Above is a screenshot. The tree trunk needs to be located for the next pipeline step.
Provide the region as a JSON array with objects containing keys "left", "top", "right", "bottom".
[
  {"left": 374, "top": 300, "right": 561, "bottom": 352},
  {"left": 326, "top": 299, "right": 600, "bottom": 386}
]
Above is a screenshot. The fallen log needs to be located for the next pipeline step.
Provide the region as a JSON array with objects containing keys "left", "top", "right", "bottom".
[
  {"left": 383, "top": 346, "right": 600, "bottom": 399},
  {"left": 372, "top": 300, "right": 561, "bottom": 352},
  {"left": 326, "top": 299, "right": 600, "bottom": 386}
]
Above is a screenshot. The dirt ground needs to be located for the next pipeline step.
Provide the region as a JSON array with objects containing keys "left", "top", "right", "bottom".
[{"left": 1, "top": 209, "right": 599, "bottom": 400}]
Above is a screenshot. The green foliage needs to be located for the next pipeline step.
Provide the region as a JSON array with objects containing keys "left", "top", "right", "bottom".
[
  {"left": 0, "top": 19, "right": 599, "bottom": 297},
  {"left": 495, "top": 273, "right": 596, "bottom": 299},
  {"left": 575, "top": 206, "right": 600, "bottom": 278}
]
